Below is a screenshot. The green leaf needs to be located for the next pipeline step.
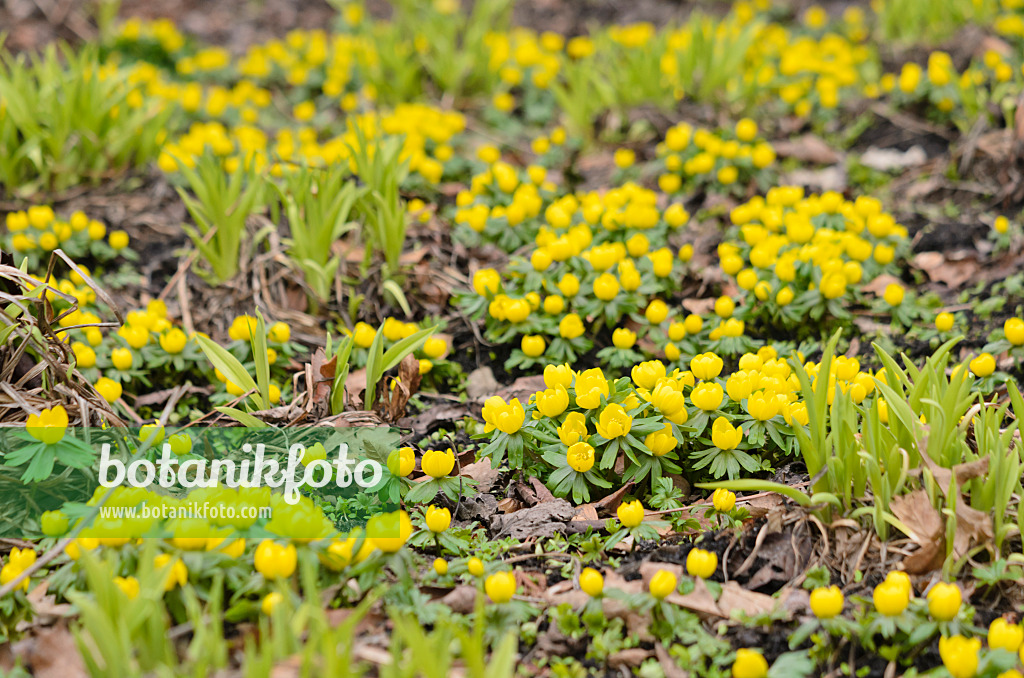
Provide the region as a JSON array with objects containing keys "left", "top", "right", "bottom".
[
  {"left": 195, "top": 335, "right": 265, "bottom": 409},
  {"left": 213, "top": 407, "right": 268, "bottom": 428},
  {"left": 697, "top": 479, "right": 811, "bottom": 507}
]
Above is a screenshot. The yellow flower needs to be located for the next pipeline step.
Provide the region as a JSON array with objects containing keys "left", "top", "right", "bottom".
[
  {"left": 691, "top": 382, "right": 724, "bottom": 411},
  {"left": 467, "top": 557, "right": 485, "bottom": 577},
  {"left": 649, "top": 569, "right": 677, "bottom": 599},
  {"left": 873, "top": 580, "right": 909, "bottom": 616},
  {"left": 809, "top": 585, "right": 844, "bottom": 619},
  {"left": 423, "top": 337, "right": 447, "bottom": 358},
  {"left": 686, "top": 548, "right": 717, "bottom": 579},
  {"left": 268, "top": 321, "right": 291, "bottom": 343},
  {"left": 368, "top": 510, "right": 413, "bottom": 553},
  {"left": 883, "top": 283, "right": 905, "bottom": 306},
  {"left": 938, "top": 635, "right": 981, "bottom": 678},
  {"left": 714, "top": 296, "right": 735, "bottom": 318},
  {"left": 989, "top": 618, "right": 1024, "bottom": 653},
  {"left": 559, "top": 313, "right": 585, "bottom": 339},
  {"left": 521, "top": 335, "right": 546, "bottom": 358},
  {"left": 421, "top": 448, "right": 456, "bottom": 478},
  {"left": 261, "top": 591, "right": 284, "bottom": 615},
  {"left": 631, "top": 360, "right": 666, "bottom": 390},
  {"left": 969, "top": 353, "right": 995, "bottom": 378},
  {"left": 485, "top": 571, "right": 517, "bottom": 603},
  {"left": 567, "top": 442, "right": 595, "bottom": 472},
  {"left": 645, "top": 300, "right": 668, "bottom": 324},
  {"left": 711, "top": 417, "right": 743, "bottom": 450},
  {"left": 114, "top": 576, "right": 140, "bottom": 599},
  {"left": 593, "top": 273, "right": 620, "bottom": 301},
  {"left": 254, "top": 540, "right": 297, "bottom": 579},
  {"left": 650, "top": 381, "right": 688, "bottom": 425},
  {"left": 746, "top": 392, "right": 780, "bottom": 421},
  {"left": 731, "top": 649, "right": 769, "bottom": 678},
  {"left": 425, "top": 505, "right": 451, "bottom": 533},
  {"left": 558, "top": 412, "right": 588, "bottom": 446},
  {"left": 544, "top": 363, "right": 574, "bottom": 390},
  {"left": 0, "top": 547, "right": 36, "bottom": 591},
  {"left": 535, "top": 386, "right": 569, "bottom": 418},
  {"left": 112, "top": 346, "right": 133, "bottom": 370},
  {"left": 95, "top": 377, "right": 122, "bottom": 403},
  {"left": 473, "top": 269, "right": 501, "bottom": 296},
  {"left": 575, "top": 368, "right": 609, "bottom": 409},
  {"left": 580, "top": 567, "right": 603, "bottom": 596},
  {"left": 927, "top": 582, "right": 961, "bottom": 621},
  {"left": 154, "top": 553, "right": 188, "bottom": 591},
  {"left": 612, "top": 328, "right": 637, "bottom": 349},
  {"left": 1005, "top": 318, "right": 1024, "bottom": 346},
  {"left": 644, "top": 424, "right": 677, "bottom": 457},
  {"left": 159, "top": 328, "right": 188, "bottom": 354},
  {"left": 433, "top": 558, "right": 448, "bottom": 575},
  {"left": 712, "top": 488, "right": 735, "bottom": 512},
  {"left": 936, "top": 312, "right": 955, "bottom": 332},
  {"left": 595, "top": 403, "right": 632, "bottom": 439},
  {"left": 387, "top": 447, "right": 415, "bottom": 477},
  {"left": 690, "top": 352, "right": 723, "bottom": 380},
  {"left": 26, "top": 404, "right": 68, "bottom": 445},
  {"left": 617, "top": 500, "right": 645, "bottom": 528}
]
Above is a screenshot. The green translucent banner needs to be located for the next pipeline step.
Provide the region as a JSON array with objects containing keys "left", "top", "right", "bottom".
[{"left": 0, "top": 424, "right": 401, "bottom": 540}]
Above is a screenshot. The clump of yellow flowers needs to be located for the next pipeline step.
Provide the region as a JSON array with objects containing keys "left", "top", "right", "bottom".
[
  {"left": 721, "top": 187, "right": 909, "bottom": 332},
  {"left": 459, "top": 174, "right": 694, "bottom": 370}
]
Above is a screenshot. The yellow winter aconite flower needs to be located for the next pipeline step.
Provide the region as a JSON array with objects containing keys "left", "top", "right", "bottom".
[
  {"left": 711, "top": 417, "right": 743, "bottom": 450},
  {"left": 1005, "top": 318, "right": 1024, "bottom": 346},
  {"left": 595, "top": 403, "right": 632, "bottom": 439},
  {"left": 686, "top": 548, "right": 717, "bottom": 579},
  {"left": 731, "top": 649, "right": 769, "bottom": 678},
  {"left": 567, "top": 442, "right": 595, "bottom": 473},
  {"left": 809, "top": 585, "right": 844, "bottom": 619},
  {"left": 927, "top": 582, "right": 961, "bottom": 621},
  {"left": 0, "top": 548, "right": 37, "bottom": 592},
  {"left": 114, "top": 576, "right": 140, "bottom": 599},
  {"left": 690, "top": 352, "right": 723, "bottom": 380},
  {"left": 467, "top": 557, "right": 485, "bottom": 577},
  {"left": 938, "top": 635, "right": 981, "bottom": 678},
  {"left": 27, "top": 405, "right": 68, "bottom": 445},
  {"left": 691, "top": 382, "right": 724, "bottom": 411},
  {"left": 580, "top": 567, "right": 604, "bottom": 596},
  {"left": 969, "top": 353, "right": 995, "bottom": 378},
  {"left": 484, "top": 571, "right": 517, "bottom": 603},
  {"left": 261, "top": 592, "right": 284, "bottom": 615},
  {"left": 425, "top": 505, "right": 451, "bottom": 533},
  {"left": 95, "top": 377, "right": 123, "bottom": 403},
  {"left": 989, "top": 618, "right": 1024, "bottom": 653},
  {"left": 649, "top": 569, "right": 677, "bottom": 599},
  {"left": 254, "top": 540, "right": 297, "bottom": 579},
  {"left": 387, "top": 447, "right": 415, "bottom": 477},
  {"left": 883, "top": 283, "right": 904, "bottom": 306},
  {"left": 575, "top": 368, "right": 610, "bottom": 409},
  {"left": 154, "top": 553, "right": 188, "bottom": 591},
  {"left": 649, "top": 381, "right": 688, "bottom": 425},
  {"left": 644, "top": 424, "right": 677, "bottom": 456},
  {"left": 535, "top": 386, "right": 569, "bottom": 418},
  {"left": 873, "top": 579, "right": 909, "bottom": 616},
  {"left": 712, "top": 488, "right": 735, "bottom": 512},
  {"left": 368, "top": 510, "right": 413, "bottom": 553},
  {"left": 616, "top": 499, "right": 645, "bottom": 528},
  {"left": 936, "top": 312, "right": 955, "bottom": 332},
  {"left": 558, "top": 412, "right": 588, "bottom": 445},
  {"left": 421, "top": 448, "right": 456, "bottom": 478},
  {"left": 521, "top": 334, "right": 546, "bottom": 357},
  {"left": 433, "top": 558, "right": 448, "bottom": 575}
]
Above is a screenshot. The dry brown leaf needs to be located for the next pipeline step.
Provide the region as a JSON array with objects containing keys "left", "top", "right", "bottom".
[
  {"left": 461, "top": 458, "right": 501, "bottom": 491},
  {"left": 912, "top": 252, "right": 981, "bottom": 288},
  {"left": 773, "top": 135, "right": 841, "bottom": 164},
  {"left": 890, "top": 489, "right": 945, "bottom": 574}
]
